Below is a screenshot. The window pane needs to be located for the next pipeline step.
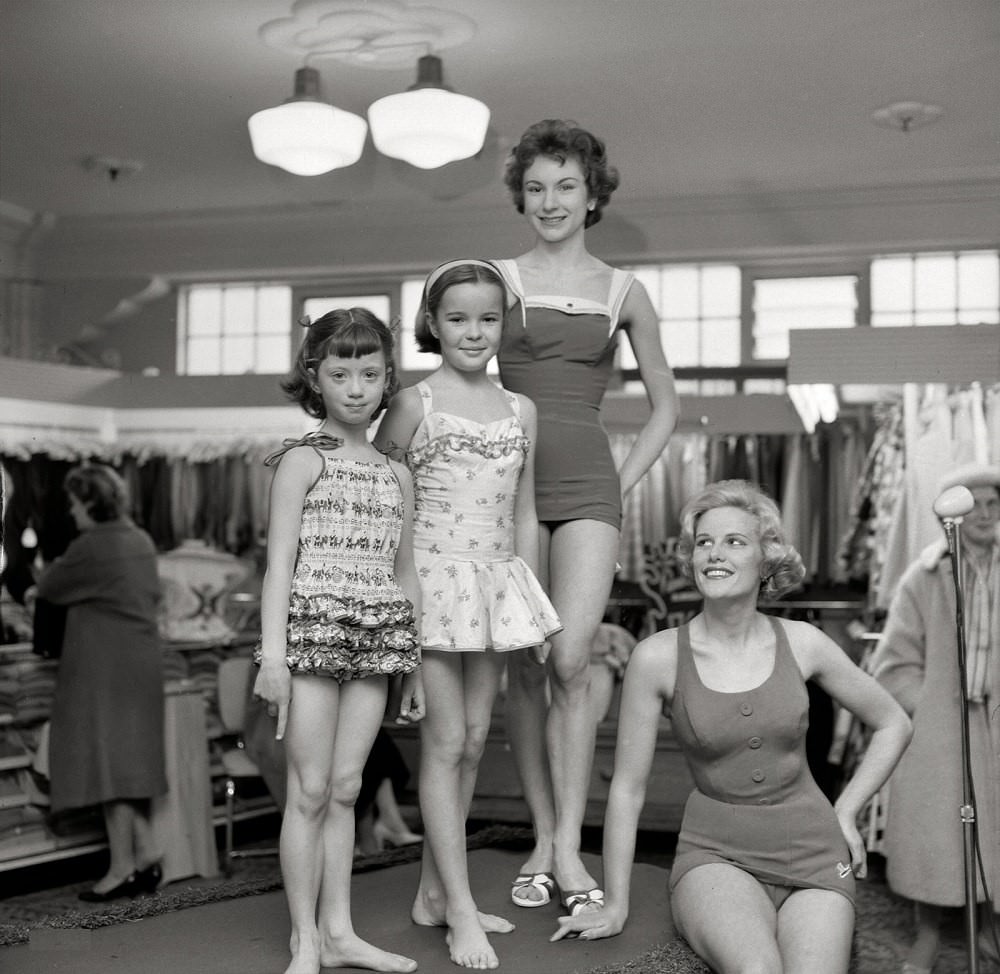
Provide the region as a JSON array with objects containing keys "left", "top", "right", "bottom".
[
  {"left": 222, "top": 287, "right": 256, "bottom": 334},
  {"left": 186, "top": 337, "right": 221, "bottom": 374},
  {"left": 958, "top": 252, "right": 999, "bottom": 309},
  {"left": 666, "top": 319, "right": 700, "bottom": 367},
  {"left": 186, "top": 289, "right": 222, "bottom": 336},
  {"left": 303, "top": 294, "right": 391, "bottom": 321},
  {"left": 701, "top": 318, "right": 740, "bottom": 366},
  {"left": 744, "top": 378, "right": 785, "bottom": 394},
  {"left": 618, "top": 331, "right": 638, "bottom": 371},
  {"left": 913, "top": 254, "right": 956, "bottom": 310},
  {"left": 871, "top": 311, "right": 912, "bottom": 327},
  {"left": 256, "top": 335, "right": 291, "bottom": 373},
  {"left": 752, "top": 276, "right": 857, "bottom": 360},
  {"left": 221, "top": 336, "right": 255, "bottom": 374},
  {"left": 661, "top": 267, "right": 700, "bottom": 319},
  {"left": 700, "top": 265, "right": 741, "bottom": 317},
  {"left": 399, "top": 278, "right": 426, "bottom": 370},
  {"left": 958, "top": 307, "right": 999, "bottom": 325},
  {"left": 871, "top": 257, "right": 912, "bottom": 312},
  {"left": 257, "top": 287, "right": 292, "bottom": 334}
]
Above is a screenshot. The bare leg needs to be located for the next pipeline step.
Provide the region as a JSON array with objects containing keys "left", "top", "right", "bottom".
[
  {"left": 505, "top": 524, "right": 556, "bottom": 896},
  {"left": 544, "top": 520, "right": 618, "bottom": 898},
  {"left": 412, "top": 651, "right": 510, "bottom": 968},
  {"left": 777, "top": 889, "right": 854, "bottom": 974},
  {"left": 671, "top": 864, "right": 783, "bottom": 973},
  {"left": 316, "top": 676, "right": 417, "bottom": 974}
]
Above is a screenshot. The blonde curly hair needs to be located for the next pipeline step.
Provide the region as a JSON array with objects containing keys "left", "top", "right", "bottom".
[{"left": 675, "top": 479, "right": 805, "bottom": 599}]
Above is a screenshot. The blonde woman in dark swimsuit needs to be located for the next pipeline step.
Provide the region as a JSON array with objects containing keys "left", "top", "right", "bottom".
[
  {"left": 552, "top": 481, "right": 912, "bottom": 974},
  {"left": 495, "top": 119, "right": 679, "bottom": 915}
]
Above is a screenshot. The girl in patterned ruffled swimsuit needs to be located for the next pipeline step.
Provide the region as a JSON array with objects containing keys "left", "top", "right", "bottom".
[
  {"left": 253, "top": 308, "right": 423, "bottom": 974},
  {"left": 376, "top": 259, "right": 561, "bottom": 970}
]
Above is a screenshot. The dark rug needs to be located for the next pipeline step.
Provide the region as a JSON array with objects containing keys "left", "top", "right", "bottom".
[{"left": 0, "top": 824, "right": 996, "bottom": 974}]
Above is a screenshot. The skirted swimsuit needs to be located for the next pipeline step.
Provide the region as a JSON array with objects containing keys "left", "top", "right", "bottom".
[
  {"left": 406, "top": 382, "right": 561, "bottom": 652},
  {"left": 255, "top": 433, "right": 420, "bottom": 681},
  {"left": 669, "top": 616, "right": 856, "bottom": 907},
  {"left": 494, "top": 259, "right": 634, "bottom": 530}
]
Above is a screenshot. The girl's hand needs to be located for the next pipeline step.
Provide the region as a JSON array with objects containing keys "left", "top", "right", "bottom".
[
  {"left": 834, "top": 805, "right": 868, "bottom": 879},
  {"left": 530, "top": 641, "right": 550, "bottom": 665},
  {"left": 252, "top": 660, "right": 292, "bottom": 741},
  {"left": 550, "top": 905, "right": 626, "bottom": 942},
  {"left": 395, "top": 670, "right": 425, "bottom": 724}
]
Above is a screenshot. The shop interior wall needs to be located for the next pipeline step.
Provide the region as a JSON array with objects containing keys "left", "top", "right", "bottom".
[{"left": 7, "top": 178, "right": 1000, "bottom": 380}]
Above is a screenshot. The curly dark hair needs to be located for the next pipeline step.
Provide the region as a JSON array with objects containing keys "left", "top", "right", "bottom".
[
  {"left": 675, "top": 479, "right": 806, "bottom": 599},
  {"left": 282, "top": 308, "right": 399, "bottom": 421},
  {"left": 64, "top": 463, "right": 129, "bottom": 523},
  {"left": 504, "top": 118, "right": 620, "bottom": 228},
  {"left": 415, "top": 260, "right": 507, "bottom": 354}
]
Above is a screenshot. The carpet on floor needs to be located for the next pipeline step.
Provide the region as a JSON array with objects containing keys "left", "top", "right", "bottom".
[{"left": 0, "top": 824, "right": 996, "bottom": 974}]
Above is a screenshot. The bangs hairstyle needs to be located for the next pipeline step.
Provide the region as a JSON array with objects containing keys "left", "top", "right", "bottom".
[
  {"left": 415, "top": 260, "right": 508, "bottom": 355},
  {"left": 504, "top": 118, "right": 620, "bottom": 228},
  {"left": 282, "top": 307, "right": 399, "bottom": 420},
  {"left": 64, "top": 463, "right": 129, "bottom": 523},
  {"left": 676, "top": 479, "right": 805, "bottom": 599}
]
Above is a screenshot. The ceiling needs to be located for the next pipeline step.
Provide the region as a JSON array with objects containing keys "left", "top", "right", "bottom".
[{"left": 2, "top": 0, "right": 999, "bottom": 222}]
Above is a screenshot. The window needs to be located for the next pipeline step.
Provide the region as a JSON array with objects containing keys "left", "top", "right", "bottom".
[
  {"left": 621, "top": 263, "right": 741, "bottom": 394},
  {"left": 178, "top": 284, "right": 292, "bottom": 375},
  {"left": 751, "top": 276, "right": 858, "bottom": 361},
  {"left": 871, "top": 250, "right": 1000, "bottom": 327}
]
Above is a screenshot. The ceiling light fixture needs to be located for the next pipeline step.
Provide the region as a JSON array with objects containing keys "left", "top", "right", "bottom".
[
  {"left": 248, "top": 66, "right": 367, "bottom": 176},
  {"left": 367, "top": 54, "right": 490, "bottom": 169},
  {"left": 870, "top": 100, "right": 943, "bottom": 134}
]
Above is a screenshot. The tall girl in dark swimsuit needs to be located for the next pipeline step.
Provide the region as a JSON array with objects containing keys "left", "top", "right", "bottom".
[{"left": 495, "top": 119, "right": 679, "bottom": 913}]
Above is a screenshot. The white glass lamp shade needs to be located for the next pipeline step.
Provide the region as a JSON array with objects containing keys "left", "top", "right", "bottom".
[
  {"left": 248, "top": 68, "right": 367, "bottom": 176},
  {"left": 367, "top": 56, "right": 490, "bottom": 169}
]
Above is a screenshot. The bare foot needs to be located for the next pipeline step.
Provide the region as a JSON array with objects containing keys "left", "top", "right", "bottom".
[
  {"left": 445, "top": 912, "right": 498, "bottom": 970},
  {"left": 285, "top": 930, "right": 321, "bottom": 974},
  {"left": 320, "top": 932, "right": 417, "bottom": 973},
  {"left": 412, "top": 888, "right": 514, "bottom": 933}
]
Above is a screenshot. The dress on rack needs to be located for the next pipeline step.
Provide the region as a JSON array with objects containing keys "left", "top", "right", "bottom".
[
  {"left": 255, "top": 434, "right": 420, "bottom": 681},
  {"left": 495, "top": 259, "right": 634, "bottom": 530},
  {"left": 668, "top": 616, "right": 855, "bottom": 905},
  {"left": 406, "top": 381, "right": 561, "bottom": 652}
]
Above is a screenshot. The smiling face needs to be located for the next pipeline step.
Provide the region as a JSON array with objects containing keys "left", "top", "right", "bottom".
[
  {"left": 428, "top": 280, "right": 505, "bottom": 374},
  {"left": 691, "top": 506, "right": 765, "bottom": 599},
  {"left": 521, "top": 154, "right": 594, "bottom": 244},
  {"left": 310, "top": 350, "right": 388, "bottom": 429},
  {"left": 959, "top": 485, "right": 1000, "bottom": 552}
]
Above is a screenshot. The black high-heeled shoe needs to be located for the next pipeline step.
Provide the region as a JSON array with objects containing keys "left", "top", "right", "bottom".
[
  {"left": 78, "top": 873, "right": 139, "bottom": 902},
  {"left": 134, "top": 861, "right": 163, "bottom": 894}
]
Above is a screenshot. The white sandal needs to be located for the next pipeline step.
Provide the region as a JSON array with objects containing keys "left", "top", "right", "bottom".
[{"left": 511, "top": 872, "right": 555, "bottom": 908}]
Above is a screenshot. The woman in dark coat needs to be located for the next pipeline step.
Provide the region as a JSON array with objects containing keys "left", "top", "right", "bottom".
[{"left": 36, "top": 463, "right": 167, "bottom": 901}]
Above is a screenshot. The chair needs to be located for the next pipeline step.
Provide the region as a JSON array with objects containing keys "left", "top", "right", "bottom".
[{"left": 216, "top": 655, "right": 279, "bottom": 875}]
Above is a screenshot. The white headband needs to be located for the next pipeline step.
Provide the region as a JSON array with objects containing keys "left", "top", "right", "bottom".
[{"left": 423, "top": 258, "right": 517, "bottom": 310}]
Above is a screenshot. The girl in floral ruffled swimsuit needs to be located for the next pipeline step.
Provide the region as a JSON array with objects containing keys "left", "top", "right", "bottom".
[{"left": 376, "top": 259, "right": 560, "bottom": 971}]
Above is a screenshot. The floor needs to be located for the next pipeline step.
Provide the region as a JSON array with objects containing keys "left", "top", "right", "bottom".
[{"left": 2, "top": 847, "right": 676, "bottom": 974}]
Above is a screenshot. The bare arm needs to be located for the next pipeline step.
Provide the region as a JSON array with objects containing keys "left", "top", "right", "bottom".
[
  {"left": 253, "top": 446, "right": 321, "bottom": 740},
  {"left": 793, "top": 619, "right": 912, "bottom": 877},
  {"left": 391, "top": 460, "right": 425, "bottom": 723},
  {"left": 552, "top": 631, "right": 676, "bottom": 941},
  {"left": 372, "top": 385, "right": 423, "bottom": 461},
  {"left": 617, "top": 280, "right": 680, "bottom": 498},
  {"left": 511, "top": 394, "right": 541, "bottom": 578}
]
